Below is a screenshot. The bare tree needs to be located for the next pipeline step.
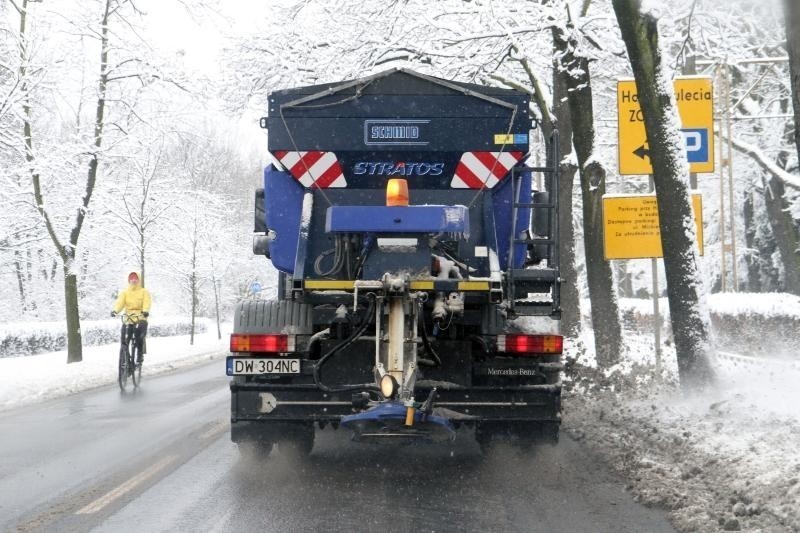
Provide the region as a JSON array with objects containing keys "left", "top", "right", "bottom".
[
  {"left": 550, "top": 46, "right": 581, "bottom": 340},
  {"left": 553, "top": 11, "right": 623, "bottom": 368},
  {"left": 12, "top": 0, "right": 115, "bottom": 363},
  {"left": 612, "top": 0, "right": 714, "bottom": 389},
  {"left": 785, "top": 0, "right": 800, "bottom": 165},
  {"left": 108, "top": 138, "right": 176, "bottom": 288}
]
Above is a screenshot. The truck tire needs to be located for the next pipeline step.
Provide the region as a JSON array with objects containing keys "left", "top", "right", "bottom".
[
  {"left": 276, "top": 422, "right": 315, "bottom": 457},
  {"left": 513, "top": 421, "right": 559, "bottom": 450},
  {"left": 475, "top": 422, "right": 504, "bottom": 455},
  {"left": 476, "top": 421, "right": 559, "bottom": 454},
  {"left": 233, "top": 299, "right": 313, "bottom": 335},
  {"left": 237, "top": 439, "right": 274, "bottom": 460}
]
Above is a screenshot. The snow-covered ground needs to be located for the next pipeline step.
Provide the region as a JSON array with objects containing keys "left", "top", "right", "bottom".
[
  {"left": 564, "top": 333, "right": 800, "bottom": 533},
  {"left": 0, "top": 323, "right": 231, "bottom": 412}
]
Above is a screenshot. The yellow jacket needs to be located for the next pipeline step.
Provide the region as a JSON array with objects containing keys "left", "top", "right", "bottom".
[{"left": 113, "top": 284, "right": 152, "bottom": 316}]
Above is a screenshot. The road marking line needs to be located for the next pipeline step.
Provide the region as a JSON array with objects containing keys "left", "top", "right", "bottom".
[
  {"left": 200, "top": 420, "right": 228, "bottom": 440},
  {"left": 75, "top": 454, "right": 177, "bottom": 515}
]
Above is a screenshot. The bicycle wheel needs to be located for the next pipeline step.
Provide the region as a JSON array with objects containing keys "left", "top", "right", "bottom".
[
  {"left": 118, "top": 345, "right": 130, "bottom": 392},
  {"left": 131, "top": 340, "right": 142, "bottom": 388}
]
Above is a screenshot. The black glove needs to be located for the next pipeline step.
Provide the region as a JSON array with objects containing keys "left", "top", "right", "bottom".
[
  {"left": 142, "top": 311, "right": 149, "bottom": 318},
  {"left": 111, "top": 311, "right": 117, "bottom": 318}
]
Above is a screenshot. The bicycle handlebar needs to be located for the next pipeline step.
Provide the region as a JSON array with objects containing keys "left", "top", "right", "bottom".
[{"left": 119, "top": 313, "right": 147, "bottom": 323}]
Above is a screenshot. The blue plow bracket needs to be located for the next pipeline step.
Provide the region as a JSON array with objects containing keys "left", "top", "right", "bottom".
[
  {"left": 341, "top": 401, "right": 456, "bottom": 442},
  {"left": 326, "top": 205, "right": 469, "bottom": 237}
]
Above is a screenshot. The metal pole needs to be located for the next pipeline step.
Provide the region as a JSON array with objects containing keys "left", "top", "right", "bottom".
[
  {"left": 717, "top": 64, "right": 728, "bottom": 291},
  {"left": 652, "top": 257, "right": 661, "bottom": 374},
  {"left": 725, "top": 62, "right": 739, "bottom": 291},
  {"left": 684, "top": 56, "right": 699, "bottom": 190},
  {"left": 649, "top": 175, "right": 662, "bottom": 375}
]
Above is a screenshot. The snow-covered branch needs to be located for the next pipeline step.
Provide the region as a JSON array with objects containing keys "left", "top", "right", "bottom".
[{"left": 727, "top": 135, "right": 800, "bottom": 191}]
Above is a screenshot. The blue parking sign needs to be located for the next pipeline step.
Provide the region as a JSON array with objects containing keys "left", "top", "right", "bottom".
[{"left": 681, "top": 128, "right": 709, "bottom": 163}]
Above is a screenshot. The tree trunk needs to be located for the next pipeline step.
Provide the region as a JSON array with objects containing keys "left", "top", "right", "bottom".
[
  {"left": 762, "top": 175, "right": 800, "bottom": 294},
  {"left": 785, "top": 0, "right": 800, "bottom": 164},
  {"left": 214, "top": 277, "right": 222, "bottom": 340},
  {"left": 190, "top": 274, "right": 197, "bottom": 346},
  {"left": 613, "top": 0, "right": 714, "bottom": 389},
  {"left": 552, "top": 41, "right": 581, "bottom": 339},
  {"left": 577, "top": 160, "right": 623, "bottom": 368},
  {"left": 64, "top": 264, "right": 83, "bottom": 364},
  {"left": 15, "top": 251, "right": 27, "bottom": 311},
  {"left": 140, "top": 229, "right": 146, "bottom": 288},
  {"left": 190, "top": 239, "right": 198, "bottom": 346},
  {"left": 742, "top": 191, "right": 761, "bottom": 292},
  {"left": 616, "top": 261, "right": 634, "bottom": 298},
  {"left": 554, "top": 22, "right": 623, "bottom": 368}
]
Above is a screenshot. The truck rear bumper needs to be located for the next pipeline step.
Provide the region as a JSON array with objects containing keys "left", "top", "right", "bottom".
[{"left": 230, "top": 382, "right": 561, "bottom": 425}]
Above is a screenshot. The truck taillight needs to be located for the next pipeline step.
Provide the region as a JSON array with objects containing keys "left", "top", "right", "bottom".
[
  {"left": 230, "top": 334, "right": 295, "bottom": 353},
  {"left": 497, "top": 334, "right": 563, "bottom": 355}
]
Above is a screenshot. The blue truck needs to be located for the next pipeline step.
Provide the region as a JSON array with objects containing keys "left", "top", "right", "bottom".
[{"left": 227, "top": 68, "right": 562, "bottom": 455}]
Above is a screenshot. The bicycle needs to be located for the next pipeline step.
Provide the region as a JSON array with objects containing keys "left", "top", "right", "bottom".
[{"left": 118, "top": 313, "right": 145, "bottom": 392}]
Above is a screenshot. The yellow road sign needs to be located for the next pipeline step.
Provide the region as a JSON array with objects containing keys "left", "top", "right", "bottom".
[
  {"left": 617, "top": 77, "right": 715, "bottom": 175},
  {"left": 603, "top": 193, "right": 704, "bottom": 260}
]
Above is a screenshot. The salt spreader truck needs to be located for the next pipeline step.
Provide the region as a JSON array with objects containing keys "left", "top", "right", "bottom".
[{"left": 227, "top": 68, "right": 563, "bottom": 454}]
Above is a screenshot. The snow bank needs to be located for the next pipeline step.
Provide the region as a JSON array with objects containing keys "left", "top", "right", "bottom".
[
  {"left": 707, "top": 292, "right": 800, "bottom": 319},
  {"left": 564, "top": 332, "right": 800, "bottom": 532},
  {"left": 617, "top": 293, "right": 800, "bottom": 357},
  {"left": 0, "top": 323, "right": 231, "bottom": 412},
  {"left": 618, "top": 292, "right": 800, "bottom": 322},
  {"left": 0, "top": 316, "right": 209, "bottom": 358}
]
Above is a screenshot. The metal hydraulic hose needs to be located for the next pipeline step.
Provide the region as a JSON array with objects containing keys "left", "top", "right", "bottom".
[{"left": 312, "top": 293, "right": 380, "bottom": 394}]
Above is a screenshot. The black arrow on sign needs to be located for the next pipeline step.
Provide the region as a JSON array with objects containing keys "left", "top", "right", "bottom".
[
  {"left": 633, "top": 145, "right": 650, "bottom": 159},
  {"left": 633, "top": 145, "right": 650, "bottom": 160}
]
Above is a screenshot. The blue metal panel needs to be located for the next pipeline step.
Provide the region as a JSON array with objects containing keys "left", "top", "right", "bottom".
[
  {"left": 268, "top": 70, "right": 532, "bottom": 154},
  {"left": 492, "top": 171, "right": 531, "bottom": 269},
  {"left": 325, "top": 205, "right": 469, "bottom": 235},
  {"left": 264, "top": 166, "right": 304, "bottom": 274}
]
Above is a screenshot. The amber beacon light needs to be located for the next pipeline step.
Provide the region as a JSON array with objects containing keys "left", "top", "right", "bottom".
[{"left": 386, "top": 178, "right": 409, "bottom": 206}]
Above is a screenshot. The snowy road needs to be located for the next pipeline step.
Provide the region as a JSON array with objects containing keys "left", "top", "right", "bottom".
[{"left": 1, "top": 361, "right": 675, "bottom": 532}]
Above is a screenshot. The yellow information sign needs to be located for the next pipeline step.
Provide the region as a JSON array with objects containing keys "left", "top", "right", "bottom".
[
  {"left": 603, "top": 193, "right": 704, "bottom": 259},
  {"left": 617, "top": 77, "right": 715, "bottom": 175}
]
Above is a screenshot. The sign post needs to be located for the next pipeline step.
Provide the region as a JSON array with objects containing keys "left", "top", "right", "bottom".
[{"left": 648, "top": 177, "right": 662, "bottom": 375}]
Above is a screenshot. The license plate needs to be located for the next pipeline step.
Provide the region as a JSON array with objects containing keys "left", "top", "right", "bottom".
[{"left": 226, "top": 358, "right": 300, "bottom": 375}]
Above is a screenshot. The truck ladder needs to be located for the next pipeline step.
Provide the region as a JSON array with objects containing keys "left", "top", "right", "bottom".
[{"left": 507, "top": 131, "right": 561, "bottom": 318}]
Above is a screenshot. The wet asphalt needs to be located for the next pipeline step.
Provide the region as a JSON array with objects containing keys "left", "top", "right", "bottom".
[{"left": 0, "top": 359, "right": 675, "bottom": 532}]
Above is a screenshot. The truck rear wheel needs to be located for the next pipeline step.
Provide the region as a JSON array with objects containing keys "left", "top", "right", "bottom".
[
  {"left": 512, "top": 421, "right": 559, "bottom": 450},
  {"left": 276, "top": 422, "right": 315, "bottom": 457},
  {"left": 475, "top": 422, "right": 503, "bottom": 454},
  {"left": 237, "top": 440, "right": 274, "bottom": 460},
  {"left": 476, "top": 421, "right": 559, "bottom": 454}
]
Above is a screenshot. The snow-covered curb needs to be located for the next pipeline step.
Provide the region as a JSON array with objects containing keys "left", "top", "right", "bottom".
[{"left": 0, "top": 324, "right": 232, "bottom": 412}]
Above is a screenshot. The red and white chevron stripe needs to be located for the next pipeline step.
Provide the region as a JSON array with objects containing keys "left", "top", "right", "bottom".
[
  {"left": 272, "top": 151, "right": 347, "bottom": 188},
  {"left": 450, "top": 151, "right": 524, "bottom": 189}
]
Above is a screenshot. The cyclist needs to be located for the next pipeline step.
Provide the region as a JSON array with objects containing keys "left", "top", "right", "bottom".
[{"left": 111, "top": 271, "right": 152, "bottom": 363}]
